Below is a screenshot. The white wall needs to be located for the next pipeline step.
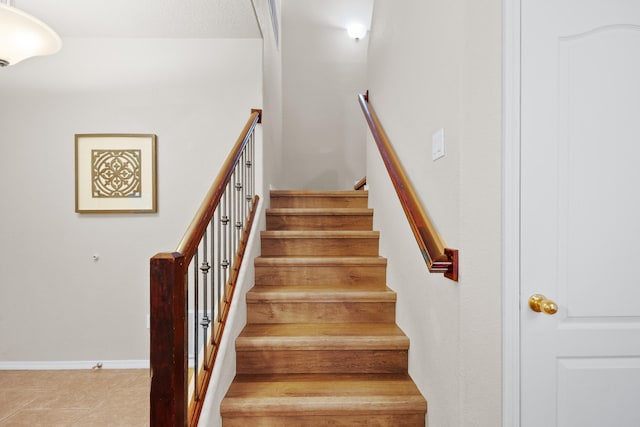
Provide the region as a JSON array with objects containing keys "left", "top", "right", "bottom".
[
  {"left": 0, "top": 38, "right": 262, "bottom": 365},
  {"left": 367, "top": 1, "right": 502, "bottom": 426},
  {"left": 280, "top": 0, "right": 370, "bottom": 190},
  {"left": 253, "top": 0, "right": 285, "bottom": 198}
]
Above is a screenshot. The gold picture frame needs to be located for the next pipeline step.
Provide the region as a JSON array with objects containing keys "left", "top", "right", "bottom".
[{"left": 75, "top": 134, "right": 157, "bottom": 213}]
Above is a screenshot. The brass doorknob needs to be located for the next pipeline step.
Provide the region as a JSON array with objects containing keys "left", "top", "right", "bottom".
[{"left": 528, "top": 294, "right": 558, "bottom": 315}]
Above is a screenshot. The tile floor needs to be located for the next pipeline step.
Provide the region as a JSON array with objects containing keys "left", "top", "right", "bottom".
[{"left": 0, "top": 369, "right": 149, "bottom": 426}]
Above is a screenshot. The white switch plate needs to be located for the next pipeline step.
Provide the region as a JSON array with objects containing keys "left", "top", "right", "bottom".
[{"left": 432, "top": 128, "right": 445, "bottom": 161}]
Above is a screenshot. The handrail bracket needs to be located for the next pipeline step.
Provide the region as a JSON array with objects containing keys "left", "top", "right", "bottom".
[{"left": 444, "top": 248, "right": 458, "bottom": 281}]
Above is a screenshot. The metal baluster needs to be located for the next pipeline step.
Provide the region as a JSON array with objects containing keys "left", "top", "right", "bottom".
[
  {"left": 248, "top": 134, "right": 254, "bottom": 214},
  {"left": 244, "top": 145, "right": 249, "bottom": 221},
  {"left": 222, "top": 185, "right": 231, "bottom": 303},
  {"left": 235, "top": 164, "right": 243, "bottom": 252},
  {"left": 200, "top": 229, "right": 210, "bottom": 370},
  {"left": 251, "top": 133, "right": 255, "bottom": 206},
  {"left": 216, "top": 206, "right": 222, "bottom": 323},
  {"left": 241, "top": 149, "right": 247, "bottom": 225},
  {"left": 247, "top": 138, "right": 252, "bottom": 215},
  {"left": 238, "top": 151, "right": 244, "bottom": 227},
  {"left": 228, "top": 180, "right": 233, "bottom": 296},
  {"left": 193, "top": 251, "right": 199, "bottom": 401},
  {"left": 247, "top": 138, "right": 252, "bottom": 214},
  {"left": 246, "top": 136, "right": 255, "bottom": 215},
  {"left": 230, "top": 170, "right": 236, "bottom": 271},
  {"left": 209, "top": 215, "right": 215, "bottom": 345},
  {"left": 241, "top": 154, "right": 245, "bottom": 241}
]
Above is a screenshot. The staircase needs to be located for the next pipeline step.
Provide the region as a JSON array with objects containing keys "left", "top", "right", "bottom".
[{"left": 220, "top": 190, "right": 427, "bottom": 426}]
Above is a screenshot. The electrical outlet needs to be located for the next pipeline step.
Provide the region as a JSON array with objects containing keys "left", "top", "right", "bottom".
[{"left": 432, "top": 128, "right": 445, "bottom": 161}]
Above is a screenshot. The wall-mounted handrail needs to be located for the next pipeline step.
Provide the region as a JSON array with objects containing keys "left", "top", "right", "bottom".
[
  {"left": 150, "top": 109, "right": 262, "bottom": 427},
  {"left": 358, "top": 92, "right": 458, "bottom": 281},
  {"left": 354, "top": 176, "right": 367, "bottom": 191}
]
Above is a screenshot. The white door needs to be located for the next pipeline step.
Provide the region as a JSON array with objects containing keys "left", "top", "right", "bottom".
[{"left": 520, "top": 1, "right": 640, "bottom": 426}]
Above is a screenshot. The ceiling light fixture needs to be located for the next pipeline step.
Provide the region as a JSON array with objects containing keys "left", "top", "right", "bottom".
[
  {"left": 0, "top": 2, "right": 62, "bottom": 67},
  {"left": 347, "top": 23, "right": 367, "bottom": 41}
]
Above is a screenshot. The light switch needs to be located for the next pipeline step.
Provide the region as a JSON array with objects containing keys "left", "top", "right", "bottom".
[{"left": 432, "top": 128, "right": 445, "bottom": 161}]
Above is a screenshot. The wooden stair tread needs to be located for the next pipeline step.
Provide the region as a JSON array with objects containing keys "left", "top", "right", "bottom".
[
  {"left": 240, "top": 323, "right": 405, "bottom": 337},
  {"left": 247, "top": 285, "right": 396, "bottom": 302},
  {"left": 266, "top": 208, "right": 373, "bottom": 216},
  {"left": 262, "top": 230, "right": 379, "bottom": 238},
  {"left": 266, "top": 207, "right": 374, "bottom": 231},
  {"left": 255, "top": 256, "right": 387, "bottom": 266},
  {"left": 270, "top": 191, "right": 369, "bottom": 209},
  {"left": 261, "top": 231, "right": 380, "bottom": 257},
  {"left": 253, "top": 256, "right": 388, "bottom": 287},
  {"left": 221, "top": 373, "right": 426, "bottom": 415},
  {"left": 270, "top": 190, "right": 368, "bottom": 197},
  {"left": 237, "top": 323, "right": 408, "bottom": 350}
]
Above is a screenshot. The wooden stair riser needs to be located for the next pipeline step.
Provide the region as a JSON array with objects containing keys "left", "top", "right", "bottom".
[
  {"left": 254, "top": 258, "right": 387, "bottom": 287},
  {"left": 246, "top": 301, "right": 396, "bottom": 324},
  {"left": 266, "top": 209, "right": 373, "bottom": 231},
  {"left": 236, "top": 350, "right": 408, "bottom": 375},
  {"left": 270, "top": 191, "right": 369, "bottom": 209},
  {"left": 261, "top": 232, "right": 380, "bottom": 257}
]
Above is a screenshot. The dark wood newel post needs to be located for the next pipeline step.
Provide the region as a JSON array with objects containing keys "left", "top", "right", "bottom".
[{"left": 150, "top": 252, "right": 187, "bottom": 427}]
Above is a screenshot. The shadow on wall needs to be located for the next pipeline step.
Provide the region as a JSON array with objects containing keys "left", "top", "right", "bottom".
[
  {"left": 284, "top": 156, "right": 358, "bottom": 190},
  {"left": 305, "top": 169, "right": 343, "bottom": 190}
]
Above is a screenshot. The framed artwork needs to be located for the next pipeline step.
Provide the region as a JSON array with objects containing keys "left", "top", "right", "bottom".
[{"left": 75, "top": 133, "right": 157, "bottom": 213}]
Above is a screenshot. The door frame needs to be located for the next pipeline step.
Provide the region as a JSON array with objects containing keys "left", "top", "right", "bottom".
[{"left": 502, "top": 0, "right": 521, "bottom": 425}]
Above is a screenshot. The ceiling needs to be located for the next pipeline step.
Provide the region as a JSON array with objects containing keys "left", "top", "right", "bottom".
[
  {"left": 0, "top": 0, "right": 374, "bottom": 93},
  {"left": 0, "top": 0, "right": 261, "bottom": 93},
  {"left": 13, "top": 0, "right": 261, "bottom": 38}
]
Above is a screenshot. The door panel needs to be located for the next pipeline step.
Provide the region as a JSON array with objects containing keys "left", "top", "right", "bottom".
[
  {"left": 559, "top": 26, "right": 640, "bottom": 319},
  {"left": 521, "top": 1, "right": 640, "bottom": 426},
  {"left": 557, "top": 358, "right": 640, "bottom": 427}
]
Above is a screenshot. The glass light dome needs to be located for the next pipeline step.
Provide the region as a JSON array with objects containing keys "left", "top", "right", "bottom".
[
  {"left": 0, "top": 3, "right": 62, "bottom": 67},
  {"left": 347, "top": 23, "right": 367, "bottom": 40}
]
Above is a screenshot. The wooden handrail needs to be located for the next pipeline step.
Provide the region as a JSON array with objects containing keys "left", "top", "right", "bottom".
[
  {"left": 176, "top": 109, "right": 261, "bottom": 257},
  {"left": 354, "top": 176, "right": 367, "bottom": 191},
  {"left": 358, "top": 93, "right": 458, "bottom": 281}
]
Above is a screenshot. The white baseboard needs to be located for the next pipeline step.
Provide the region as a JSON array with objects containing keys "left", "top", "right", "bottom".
[{"left": 0, "top": 359, "right": 150, "bottom": 370}]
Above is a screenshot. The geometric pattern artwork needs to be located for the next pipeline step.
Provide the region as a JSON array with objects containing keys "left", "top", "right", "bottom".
[
  {"left": 75, "top": 133, "right": 156, "bottom": 213},
  {"left": 91, "top": 150, "right": 142, "bottom": 198}
]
